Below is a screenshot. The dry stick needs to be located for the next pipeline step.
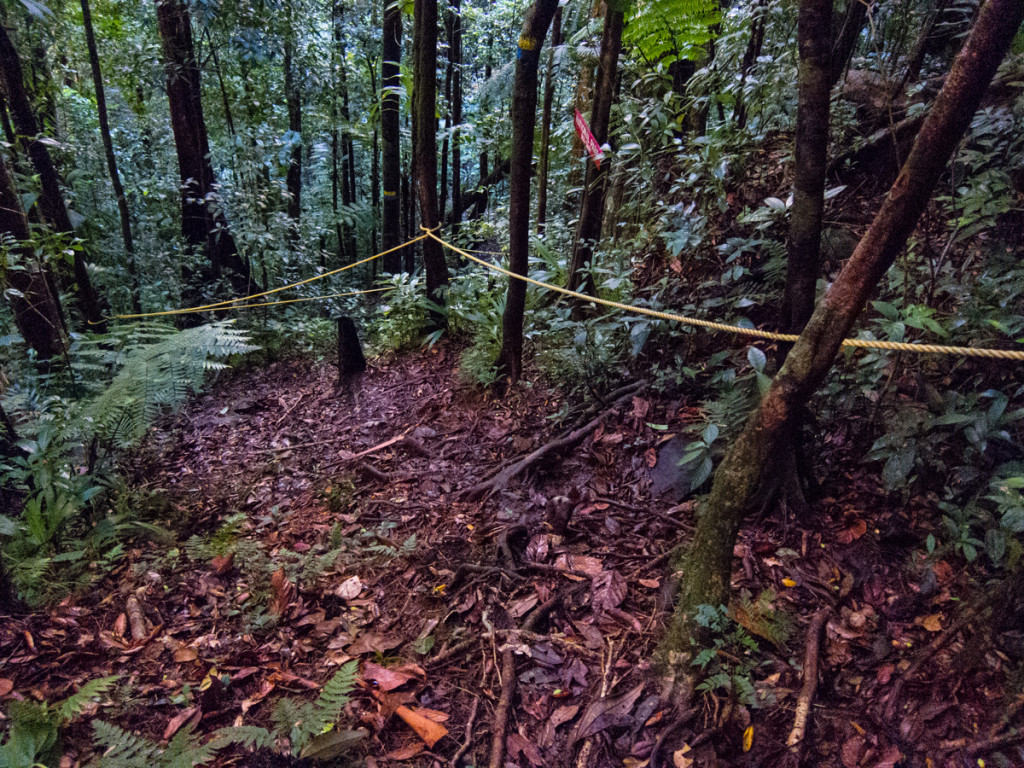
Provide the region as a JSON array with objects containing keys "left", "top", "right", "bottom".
[
  {"left": 427, "top": 638, "right": 478, "bottom": 669},
  {"left": 463, "top": 384, "right": 644, "bottom": 501},
  {"left": 125, "top": 596, "right": 148, "bottom": 644},
  {"left": 273, "top": 393, "right": 305, "bottom": 426},
  {"left": 450, "top": 694, "right": 479, "bottom": 768},
  {"left": 786, "top": 609, "right": 830, "bottom": 752},
  {"left": 487, "top": 584, "right": 587, "bottom": 768}
]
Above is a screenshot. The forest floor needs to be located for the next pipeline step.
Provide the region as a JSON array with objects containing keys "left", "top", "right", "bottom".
[{"left": 0, "top": 343, "right": 1020, "bottom": 768}]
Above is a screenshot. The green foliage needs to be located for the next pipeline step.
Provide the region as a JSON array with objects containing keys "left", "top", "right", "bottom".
[
  {"left": 369, "top": 273, "right": 444, "bottom": 352},
  {"left": 689, "top": 604, "right": 764, "bottom": 708},
  {"left": 0, "top": 676, "right": 117, "bottom": 768},
  {"left": 626, "top": 0, "right": 721, "bottom": 64}
]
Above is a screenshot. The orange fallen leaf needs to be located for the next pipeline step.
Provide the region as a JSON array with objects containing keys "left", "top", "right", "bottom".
[
  {"left": 922, "top": 614, "right": 943, "bottom": 632},
  {"left": 211, "top": 552, "right": 234, "bottom": 575},
  {"left": 386, "top": 742, "right": 425, "bottom": 761},
  {"left": 394, "top": 704, "right": 448, "bottom": 748},
  {"left": 174, "top": 646, "right": 199, "bottom": 663}
]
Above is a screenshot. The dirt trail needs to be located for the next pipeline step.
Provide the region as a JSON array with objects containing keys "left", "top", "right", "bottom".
[{"left": 0, "top": 344, "right": 1016, "bottom": 767}]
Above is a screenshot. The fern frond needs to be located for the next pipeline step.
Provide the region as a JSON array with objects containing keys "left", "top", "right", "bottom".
[
  {"left": 92, "top": 720, "right": 164, "bottom": 768},
  {"left": 58, "top": 675, "right": 119, "bottom": 722},
  {"left": 163, "top": 724, "right": 219, "bottom": 768},
  {"left": 311, "top": 660, "right": 359, "bottom": 733},
  {"left": 209, "top": 725, "right": 275, "bottom": 751},
  {"left": 626, "top": 0, "right": 721, "bottom": 64}
]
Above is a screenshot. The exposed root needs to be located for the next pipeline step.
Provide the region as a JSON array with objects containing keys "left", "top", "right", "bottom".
[{"left": 786, "top": 609, "right": 830, "bottom": 754}]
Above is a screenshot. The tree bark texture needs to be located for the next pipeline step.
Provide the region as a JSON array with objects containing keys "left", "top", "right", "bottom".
[
  {"left": 284, "top": 0, "right": 302, "bottom": 238},
  {"left": 0, "top": 150, "right": 66, "bottom": 360},
  {"left": 0, "top": 23, "right": 104, "bottom": 328},
  {"left": 495, "top": 0, "right": 561, "bottom": 384},
  {"left": 781, "top": 0, "right": 832, "bottom": 339},
  {"left": 450, "top": 0, "right": 462, "bottom": 231},
  {"left": 382, "top": 0, "right": 403, "bottom": 272},
  {"left": 81, "top": 0, "right": 139, "bottom": 313},
  {"left": 567, "top": 3, "right": 624, "bottom": 297},
  {"left": 733, "top": 0, "right": 767, "bottom": 129},
  {"left": 156, "top": 0, "right": 253, "bottom": 290},
  {"left": 536, "top": 7, "right": 562, "bottom": 235},
  {"left": 413, "top": 0, "right": 449, "bottom": 321},
  {"left": 666, "top": 0, "right": 1024, "bottom": 657}
]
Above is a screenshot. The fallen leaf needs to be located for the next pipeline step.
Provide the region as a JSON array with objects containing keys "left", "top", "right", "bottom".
[
  {"left": 0, "top": 679, "right": 13, "bottom": 696},
  {"left": 347, "top": 633, "right": 402, "bottom": 656},
  {"left": 174, "top": 647, "right": 198, "bottom": 663},
  {"left": 269, "top": 568, "right": 295, "bottom": 617},
  {"left": 743, "top": 725, "right": 753, "bottom": 752},
  {"left": 781, "top": 578, "right": 797, "bottom": 588},
  {"left": 386, "top": 742, "right": 425, "bottom": 761},
  {"left": 336, "top": 576, "right": 363, "bottom": 600},
  {"left": 299, "top": 728, "right": 368, "bottom": 760},
  {"left": 672, "top": 744, "right": 693, "bottom": 768},
  {"left": 363, "top": 661, "right": 414, "bottom": 692},
  {"left": 921, "top": 614, "right": 943, "bottom": 632},
  {"left": 211, "top": 552, "right": 234, "bottom": 575},
  {"left": 162, "top": 707, "right": 199, "bottom": 740},
  {"left": 838, "top": 519, "right": 868, "bottom": 544},
  {"left": 410, "top": 707, "right": 449, "bottom": 723},
  {"left": 572, "top": 682, "right": 645, "bottom": 743},
  {"left": 592, "top": 569, "right": 627, "bottom": 613},
  {"left": 554, "top": 554, "right": 604, "bottom": 579},
  {"left": 639, "top": 578, "right": 660, "bottom": 589},
  {"left": 394, "top": 704, "right": 448, "bottom": 748},
  {"left": 508, "top": 732, "right": 544, "bottom": 767}
]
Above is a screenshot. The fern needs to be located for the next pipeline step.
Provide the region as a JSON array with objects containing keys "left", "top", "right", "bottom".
[
  {"left": 84, "top": 321, "right": 257, "bottom": 447},
  {"left": 626, "top": 0, "right": 721, "bottom": 65},
  {"left": 208, "top": 726, "right": 275, "bottom": 751},
  {"left": 312, "top": 661, "right": 359, "bottom": 732},
  {"left": 92, "top": 720, "right": 168, "bottom": 767},
  {"left": 58, "top": 676, "right": 119, "bottom": 721}
]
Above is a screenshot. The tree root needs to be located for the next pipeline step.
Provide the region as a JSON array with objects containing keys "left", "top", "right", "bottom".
[{"left": 463, "top": 383, "right": 643, "bottom": 501}]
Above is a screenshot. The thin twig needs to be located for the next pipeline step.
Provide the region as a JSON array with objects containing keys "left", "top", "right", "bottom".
[{"left": 787, "top": 609, "right": 830, "bottom": 753}]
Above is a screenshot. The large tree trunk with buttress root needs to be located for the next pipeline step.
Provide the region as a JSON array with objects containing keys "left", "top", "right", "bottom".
[
  {"left": 0, "top": 23, "right": 105, "bottom": 329},
  {"left": 381, "top": 0, "right": 403, "bottom": 272},
  {"left": 495, "top": 0, "right": 561, "bottom": 384},
  {"left": 566, "top": 1, "right": 624, "bottom": 297},
  {"left": 156, "top": 0, "right": 254, "bottom": 293},
  {"left": 664, "top": 0, "right": 1024, "bottom": 664},
  {"left": 413, "top": 0, "right": 449, "bottom": 324},
  {"left": 767, "top": 0, "right": 833, "bottom": 514},
  {"left": 0, "top": 150, "right": 66, "bottom": 361},
  {"left": 81, "top": 0, "right": 139, "bottom": 313}
]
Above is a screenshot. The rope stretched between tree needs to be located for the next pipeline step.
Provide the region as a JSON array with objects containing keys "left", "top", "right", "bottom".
[{"left": 425, "top": 228, "right": 1024, "bottom": 361}]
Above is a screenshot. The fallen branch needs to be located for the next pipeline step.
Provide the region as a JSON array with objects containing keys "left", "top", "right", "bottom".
[
  {"left": 786, "top": 609, "right": 830, "bottom": 752},
  {"left": 450, "top": 695, "right": 479, "bottom": 768},
  {"left": 463, "top": 383, "right": 643, "bottom": 501}
]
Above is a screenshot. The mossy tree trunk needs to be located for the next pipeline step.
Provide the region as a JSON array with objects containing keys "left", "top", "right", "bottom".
[
  {"left": 665, "top": 0, "right": 1024, "bottom": 662},
  {"left": 535, "top": 6, "right": 562, "bottom": 236},
  {"left": 495, "top": 0, "right": 561, "bottom": 385}
]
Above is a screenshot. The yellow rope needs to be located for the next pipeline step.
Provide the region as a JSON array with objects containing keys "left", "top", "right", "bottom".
[
  {"left": 426, "top": 230, "right": 1024, "bottom": 362},
  {"left": 101, "top": 234, "right": 427, "bottom": 321},
  {"left": 160, "top": 286, "right": 394, "bottom": 315}
]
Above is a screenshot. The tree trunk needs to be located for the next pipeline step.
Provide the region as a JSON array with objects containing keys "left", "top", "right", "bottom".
[
  {"left": 536, "top": 7, "right": 562, "bottom": 235},
  {"left": 566, "top": 2, "right": 624, "bottom": 296},
  {"left": 413, "top": 0, "right": 449, "bottom": 323},
  {"left": 495, "top": 0, "right": 561, "bottom": 384},
  {"left": 80, "top": 0, "right": 140, "bottom": 314},
  {"left": 155, "top": 0, "right": 253, "bottom": 291},
  {"left": 440, "top": 10, "right": 451, "bottom": 225},
  {"left": 829, "top": 0, "right": 868, "bottom": 87},
  {"left": 382, "top": 0, "right": 403, "bottom": 272},
  {"left": 284, "top": 0, "right": 302, "bottom": 243},
  {"left": 666, "top": 0, "right": 1024, "bottom": 659},
  {"left": 450, "top": 0, "right": 462, "bottom": 232},
  {"left": 733, "top": 0, "right": 767, "bottom": 129},
  {"left": 0, "top": 23, "right": 105, "bottom": 329},
  {"left": 0, "top": 150, "right": 66, "bottom": 361},
  {"left": 781, "top": 0, "right": 832, "bottom": 339},
  {"left": 899, "top": 0, "right": 951, "bottom": 89}
]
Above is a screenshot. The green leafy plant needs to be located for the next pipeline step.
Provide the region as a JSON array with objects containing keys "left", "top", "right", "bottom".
[{"left": 690, "top": 604, "right": 763, "bottom": 708}]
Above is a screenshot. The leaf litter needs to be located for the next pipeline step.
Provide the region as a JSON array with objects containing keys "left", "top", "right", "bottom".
[{"left": 0, "top": 342, "right": 1019, "bottom": 767}]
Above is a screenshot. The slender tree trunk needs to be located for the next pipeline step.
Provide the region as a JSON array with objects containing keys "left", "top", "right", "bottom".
[
  {"left": 413, "top": 0, "right": 449, "bottom": 322},
  {"left": 450, "top": 0, "right": 462, "bottom": 232},
  {"left": 781, "top": 0, "right": 832, "bottom": 338},
  {"left": 205, "top": 30, "right": 235, "bottom": 137},
  {"left": 829, "top": 0, "right": 868, "bottom": 87},
  {"left": 0, "top": 23, "right": 105, "bottom": 329},
  {"left": 382, "top": 0, "right": 403, "bottom": 272},
  {"left": 733, "top": 0, "right": 767, "bottom": 129},
  {"left": 0, "top": 150, "right": 66, "bottom": 360},
  {"left": 536, "top": 7, "right": 562, "bottom": 235},
  {"left": 566, "top": 2, "right": 624, "bottom": 296},
  {"left": 666, "top": 0, "right": 1024, "bottom": 658},
  {"left": 899, "top": 0, "right": 950, "bottom": 89},
  {"left": 80, "top": 0, "right": 140, "bottom": 314},
  {"left": 284, "top": 0, "right": 302, "bottom": 242},
  {"left": 440, "top": 9, "right": 451, "bottom": 224},
  {"left": 155, "top": 0, "right": 254, "bottom": 292},
  {"left": 495, "top": 0, "right": 561, "bottom": 384}
]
